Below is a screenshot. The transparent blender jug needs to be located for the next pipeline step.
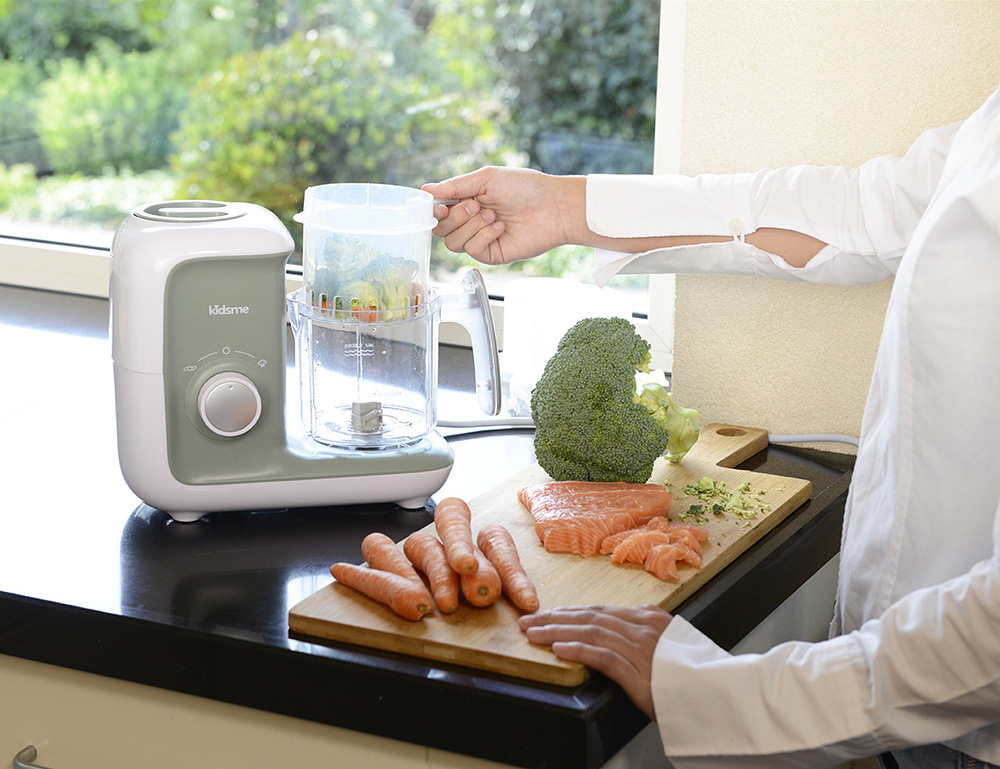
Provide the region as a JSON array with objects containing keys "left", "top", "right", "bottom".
[{"left": 289, "top": 183, "right": 499, "bottom": 449}]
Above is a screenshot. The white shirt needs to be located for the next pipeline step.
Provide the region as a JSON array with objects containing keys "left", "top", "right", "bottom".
[{"left": 586, "top": 84, "right": 1000, "bottom": 769}]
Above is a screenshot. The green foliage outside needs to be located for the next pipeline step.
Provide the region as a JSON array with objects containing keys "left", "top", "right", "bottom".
[
  {"left": 0, "top": 162, "right": 34, "bottom": 209},
  {"left": 2, "top": 167, "right": 174, "bottom": 224},
  {"left": 37, "top": 41, "right": 189, "bottom": 175},
  {"left": 0, "top": 0, "right": 156, "bottom": 63},
  {"left": 0, "top": 0, "right": 657, "bottom": 288},
  {"left": 171, "top": 22, "right": 505, "bottom": 243},
  {"left": 487, "top": 0, "right": 658, "bottom": 173},
  {"left": 0, "top": 59, "right": 44, "bottom": 169}
]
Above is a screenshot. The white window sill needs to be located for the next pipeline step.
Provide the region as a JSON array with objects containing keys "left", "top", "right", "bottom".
[{"left": 0, "top": 237, "right": 113, "bottom": 298}]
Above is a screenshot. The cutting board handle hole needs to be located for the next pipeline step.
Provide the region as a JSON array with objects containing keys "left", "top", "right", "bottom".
[{"left": 716, "top": 427, "right": 747, "bottom": 437}]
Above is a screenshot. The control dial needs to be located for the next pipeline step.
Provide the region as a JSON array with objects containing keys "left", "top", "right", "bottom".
[{"left": 197, "top": 372, "right": 262, "bottom": 437}]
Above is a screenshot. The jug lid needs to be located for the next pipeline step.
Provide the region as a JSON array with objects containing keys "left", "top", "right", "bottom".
[{"left": 294, "top": 183, "right": 435, "bottom": 234}]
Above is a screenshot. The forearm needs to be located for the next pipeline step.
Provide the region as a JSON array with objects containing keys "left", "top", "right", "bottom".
[{"left": 560, "top": 175, "right": 827, "bottom": 268}]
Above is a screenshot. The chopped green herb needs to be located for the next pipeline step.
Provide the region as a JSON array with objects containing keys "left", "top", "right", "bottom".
[
  {"left": 677, "top": 474, "right": 770, "bottom": 522},
  {"left": 679, "top": 503, "right": 708, "bottom": 522}
]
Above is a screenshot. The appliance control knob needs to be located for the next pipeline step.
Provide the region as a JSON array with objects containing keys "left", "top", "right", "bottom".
[{"left": 197, "top": 372, "right": 262, "bottom": 437}]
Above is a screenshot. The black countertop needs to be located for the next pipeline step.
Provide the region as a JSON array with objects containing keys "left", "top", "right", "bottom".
[{"left": 0, "top": 284, "right": 852, "bottom": 768}]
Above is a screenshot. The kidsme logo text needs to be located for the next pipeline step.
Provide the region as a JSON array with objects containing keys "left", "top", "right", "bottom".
[{"left": 209, "top": 304, "right": 250, "bottom": 316}]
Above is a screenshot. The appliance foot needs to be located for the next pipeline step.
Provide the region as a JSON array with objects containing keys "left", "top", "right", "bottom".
[
  {"left": 167, "top": 510, "right": 206, "bottom": 523},
  {"left": 394, "top": 495, "right": 431, "bottom": 510}
]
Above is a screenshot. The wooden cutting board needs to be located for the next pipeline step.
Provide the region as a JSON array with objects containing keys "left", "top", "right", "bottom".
[{"left": 289, "top": 424, "right": 811, "bottom": 686}]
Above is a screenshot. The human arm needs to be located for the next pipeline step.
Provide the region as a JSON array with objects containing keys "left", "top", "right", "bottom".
[
  {"left": 425, "top": 118, "right": 961, "bottom": 284},
  {"left": 423, "top": 168, "right": 826, "bottom": 268}
]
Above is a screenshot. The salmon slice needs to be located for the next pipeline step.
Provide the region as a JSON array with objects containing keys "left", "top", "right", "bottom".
[
  {"left": 610, "top": 528, "right": 703, "bottom": 570},
  {"left": 666, "top": 527, "right": 703, "bottom": 556},
  {"left": 644, "top": 544, "right": 681, "bottom": 581},
  {"left": 599, "top": 528, "right": 640, "bottom": 555},
  {"left": 673, "top": 543, "right": 700, "bottom": 568},
  {"left": 599, "top": 517, "right": 708, "bottom": 556},
  {"left": 645, "top": 517, "right": 709, "bottom": 544},
  {"left": 519, "top": 481, "right": 673, "bottom": 556},
  {"left": 611, "top": 529, "right": 674, "bottom": 564}
]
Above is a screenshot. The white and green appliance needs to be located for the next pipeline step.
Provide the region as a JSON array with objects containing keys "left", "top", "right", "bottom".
[{"left": 111, "top": 190, "right": 499, "bottom": 522}]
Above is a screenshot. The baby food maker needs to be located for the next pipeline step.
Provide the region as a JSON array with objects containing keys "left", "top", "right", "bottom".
[{"left": 111, "top": 189, "right": 499, "bottom": 522}]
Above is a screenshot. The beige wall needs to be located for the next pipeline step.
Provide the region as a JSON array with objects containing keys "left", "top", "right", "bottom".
[{"left": 653, "top": 0, "right": 1000, "bottom": 448}]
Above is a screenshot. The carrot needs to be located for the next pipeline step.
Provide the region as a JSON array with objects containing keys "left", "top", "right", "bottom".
[
  {"left": 403, "top": 531, "right": 461, "bottom": 614},
  {"left": 434, "top": 496, "right": 478, "bottom": 576},
  {"left": 477, "top": 524, "right": 540, "bottom": 612},
  {"left": 330, "top": 562, "right": 433, "bottom": 621},
  {"left": 459, "top": 545, "right": 503, "bottom": 608},
  {"left": 361, "top": 532, "right": 424, "bottom": 584}
]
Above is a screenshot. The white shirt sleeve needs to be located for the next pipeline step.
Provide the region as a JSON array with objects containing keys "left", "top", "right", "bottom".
[
  {"left": 586, "top": 120, "right": 963, "bottom": 287},
  {"left": 651, "top": 508, "right": 1000, "bottom": 769}
]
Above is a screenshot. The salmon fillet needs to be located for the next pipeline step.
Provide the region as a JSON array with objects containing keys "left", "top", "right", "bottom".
[{"left": 518, "top": 481, "right": 673, "bottom": 556}]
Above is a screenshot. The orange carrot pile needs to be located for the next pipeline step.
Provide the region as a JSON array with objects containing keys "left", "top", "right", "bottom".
[{"left": 328, "top": 496, "right": 539, "bottom": 620}]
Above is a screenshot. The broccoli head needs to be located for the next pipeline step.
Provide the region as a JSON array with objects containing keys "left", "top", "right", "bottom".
[
  {"left": 322, "top": 234, "right": 383, "bottom": 279},
  {"left": 530, "top": 316, "right": 700, "bottom": 483}
]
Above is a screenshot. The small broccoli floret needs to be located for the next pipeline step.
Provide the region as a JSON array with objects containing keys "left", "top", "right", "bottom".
[
  {"left": 363, "top": 254, "right": 419, "bottom": 320},
  {"left": 339, "top": 279, "right": 381, "bottom": 321},
  {"left": 530, "top": 316, "right": 683, "bottom": 484},
  {"left": 636, "top": 383, "right": 700, "bottom": 463}
]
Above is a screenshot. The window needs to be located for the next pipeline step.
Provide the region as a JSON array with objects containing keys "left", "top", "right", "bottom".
[{"left": 0, "top": 0, "right": 657, "bottom": 312}]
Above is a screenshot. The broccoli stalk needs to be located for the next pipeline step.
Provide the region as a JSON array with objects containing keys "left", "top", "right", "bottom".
[
  {"left": 636, "top": 383, "right": 701, "bottom": 463},
  {"left": 530, "top": 316, "right": 700, "bottom": 484}
]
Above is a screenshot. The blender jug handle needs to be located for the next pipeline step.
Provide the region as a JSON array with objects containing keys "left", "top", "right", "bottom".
[{"left": 441, "top": 269, "right": 501, "bottom": 416}]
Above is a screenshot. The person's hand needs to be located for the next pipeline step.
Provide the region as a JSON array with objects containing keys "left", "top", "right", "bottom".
[
  {"left": 422, "top": 167, "right": 583, "bottom": 266},
  {"left": 519, "top": 604, "right": 672, "bottom": 719}
]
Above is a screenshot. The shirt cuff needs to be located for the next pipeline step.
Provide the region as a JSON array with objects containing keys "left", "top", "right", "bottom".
[{"left": 587, "top": 173, "right": 756, "bottom": 239}]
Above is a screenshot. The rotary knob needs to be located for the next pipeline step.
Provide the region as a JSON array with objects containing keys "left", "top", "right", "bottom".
[{"left": 197, "top": 372, "right": 262, "bottom": 437}]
